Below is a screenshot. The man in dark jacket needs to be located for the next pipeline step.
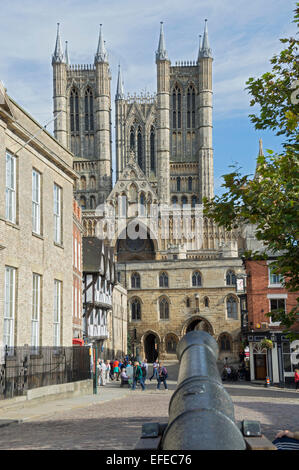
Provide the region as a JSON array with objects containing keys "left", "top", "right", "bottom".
[
  {"left": 132, "top": 362, "right": 145, "bottom": 391},
  {"left": 157, "top": 363, "right": 168, "bottom": 390}
]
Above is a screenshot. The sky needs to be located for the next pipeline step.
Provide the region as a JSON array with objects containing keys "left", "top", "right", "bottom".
[{"left": 0, "top": 0, "right": 296, "bottom": 194}]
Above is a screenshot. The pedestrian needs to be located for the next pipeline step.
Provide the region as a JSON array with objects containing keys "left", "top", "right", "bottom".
[
  {"left": 109, "top": 360, "right": 114, "bottom": 380},
  {"left": 97, "top": 359, "right": 102, "bottom": 386},
  {"left": 272, "top": 430, "right": 299, "bottom": 450},
  {"left": 126, "top": 361, "right": 133, "bottom": 387},
  {"left": 149, "top": 360, "right": 159, "bottom": 381},
  {"left": 113, "top": 358, "right": 120, "bottom": 381},
  {"left": 294, "top": 369, "right": 299, "bottom": 391},
  {"left": 100, "top": 360, "right": 107, "bottom": 386},
  {"left": 132, "top": 362, "right": 145, "bottom": 391},
  {"left": 105, "top": 360, "right": 111, "bottom": 383},
  {"left": 157, "top": 362, "right": 168, "bottom": 390},
  {"left": 97, "top": 359, "right": 105, "bottom": 386},
  {"left": 141, "top": 359, "right": 148, "bottom": 382}
]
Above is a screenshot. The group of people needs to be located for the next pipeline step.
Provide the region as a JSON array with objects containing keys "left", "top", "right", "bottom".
[{"left": 96, "top": 356, "right": 169, "bottom": 391}]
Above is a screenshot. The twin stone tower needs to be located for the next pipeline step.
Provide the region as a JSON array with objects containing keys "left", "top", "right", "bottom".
[{"left": 52, "top": 21, "right": 214, "bottom": 223}]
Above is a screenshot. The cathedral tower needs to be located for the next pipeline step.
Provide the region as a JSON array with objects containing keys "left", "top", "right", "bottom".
[{"left": 51, "top": 23, "right": 112, "bottom": 210}]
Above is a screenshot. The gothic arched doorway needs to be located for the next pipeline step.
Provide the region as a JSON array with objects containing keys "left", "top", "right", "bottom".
[
  {"left": 183, "top": 316, "right": 213, "bottom": 336},
  {"left": 144, "top": 333, "right": 159, "bottom": 363}
]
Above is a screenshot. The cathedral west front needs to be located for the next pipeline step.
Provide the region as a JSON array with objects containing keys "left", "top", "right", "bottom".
[{"left": 51, "top": 20, "right": 251, "bottom": 365}]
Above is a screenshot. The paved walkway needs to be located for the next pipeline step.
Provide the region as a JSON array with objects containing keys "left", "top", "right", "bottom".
[{"left": 0, "top": 362, "right": 298, "bottom": 449}]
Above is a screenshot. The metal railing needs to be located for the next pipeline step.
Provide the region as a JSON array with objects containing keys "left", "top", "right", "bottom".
[{"left": 0, "top": 345, "right": 91, "bottom": 400}]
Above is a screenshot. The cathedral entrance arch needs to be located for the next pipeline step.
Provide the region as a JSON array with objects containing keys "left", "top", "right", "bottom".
[
  {"left": 143, "top": 332, "right": 159, "bottom": 363},
  {"left": 182, "top": 315, "right": 213, "bottom": 336}
]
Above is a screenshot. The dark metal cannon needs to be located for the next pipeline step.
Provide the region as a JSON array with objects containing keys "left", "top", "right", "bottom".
[
  {"left": 136, "top": 330, "right": 277, "bottom": 450},
  {"left": 161, "top": 330, "right": 246, "bottom": 450}
]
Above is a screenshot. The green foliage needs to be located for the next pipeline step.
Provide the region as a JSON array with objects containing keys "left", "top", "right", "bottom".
[{"left": 204, "top": 4, "right": 299, "bottom": 338}]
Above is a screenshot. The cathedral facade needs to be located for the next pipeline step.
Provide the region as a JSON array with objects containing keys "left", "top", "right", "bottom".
[{"left": 52, "top": 21, "right": 248, "bottom": 364}]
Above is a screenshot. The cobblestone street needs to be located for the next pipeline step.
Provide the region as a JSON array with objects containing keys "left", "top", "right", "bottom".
[{"left": 0, "top": 362, "right": 298, "bottom": 450}]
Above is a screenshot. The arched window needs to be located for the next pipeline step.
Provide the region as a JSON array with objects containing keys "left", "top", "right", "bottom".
[
  {"left": 131, "top": 298, "right": 141, "bottom": 320},
  {"left": 219, "top": 334, "right": 231, "bottom": 351},
  {"left": 150, "top": 126, "right": 155, "bottom": 172},
  {"left": 90, "top": 196, "right": 96, "bottom": 209},
  {"left": 226, "top": 270, "right": 236, "bottom": 286},
  {"left": 192, "top": 271, "right": 202, "bottom": 287},
  {"left": 139, "top": 193, "right": 145, "bottom": 216},
  {"left": 130, "top": 126, "right": 135, "bottom": 150},
  {"left": 182, "top": 196, "right": 188, "bottom": 206},
  {"left": 188, "top": 177, "right": 192, "bottom": 191},
  {"left": 227, "top": 296, "right": 238, "bottom": 319},
  {"left": 131, "top": 272, "right": 141, "bottom": 289},
  {"left": 204, "top": 297, "right": 209, "bottom": 308},
  {"left": 172, "top": 85, "right": 182, "bottom": 129},
  {"left": 70, "top": 88, "right": 79, "bottom": 134},
  {"left": 80, "top": 196, "right": 86, "bottom": 210},
  {"left": 187, "top": 85, "right": 196, "bottom": 129},
  {"left": 80, "top": 176, "right": 86, "bottom": 190},
  {"left": 137, "top": 126, "right": 143, "bottom": 170},
  {"left": 177, "top": 177, "right": 181, "bottom": 192},
  {"left": 159, "top": 298, "right": 169, "bottom": 320},
  {"left": 191, "top": 195, "right": 197, "bottom": 207},
  {"left": 172, "top": 196, "right": 178, "bottom": 208},
  {"left": 90, "top": 175, "right": 96, "bottom": 190},
  {"left": 84, "top": 88, "right": 94, "bottom": 133},
  {"left": 159, "top": 272, "right": 168, "bottom": 288}
]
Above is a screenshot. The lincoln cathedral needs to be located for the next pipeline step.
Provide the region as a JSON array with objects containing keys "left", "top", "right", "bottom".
[{"left": 51, "top": 20, "right": 255, "bottom": 364}]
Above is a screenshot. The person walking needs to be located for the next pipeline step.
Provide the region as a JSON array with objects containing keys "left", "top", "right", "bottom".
[
  {"left": 126, "top": 361, "right": 133, "bottom": 387},
  {"left": 113, "top": 359, "right": 120, "bottom": 381},
  {"left": 141, "top": 359, "right": 149, "bottom": 383},
  {"left": 105, "top": 360, "right": 111, "bottom": 383},
  {"left": 101, "top": 360, "right": 107, "bottom": 385},
  {"left": 157, "top": 363, "right": 168, "bottom": 390},
  {"left": 109, "top": 360, "right": 114, "bottom": 381},
  {"left": 132, "top": 362, "right": 145, "bottom": 391},
  {"left": 294, "top": 369, "right": 299, "bottom": 391},
  {"left": 149, "top": 360, "right": 159, "bottom": 381}
]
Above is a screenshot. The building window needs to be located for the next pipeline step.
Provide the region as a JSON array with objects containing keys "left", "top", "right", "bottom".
[
  {"left": 137, "top": 126, "right": 143, "bottom": 170},
  {"left": 4, "top": 266, "right": 16, "bottom": 347},
  {"left": 191, "top": 195, "right": 197, "bottom": 207},
  {"left": 159, "top": 272, "right": 169, "bottom": 288},
  {"left": 5, "top": 152, "right": 16, "bottom": 224},
  {"left": 32, "top": 274, "right": 41, "bottom": 347},
  {"left": 131, "top": 298, "right": 141, "bottom": 321},
  {"left": 176, "top": 177, "right": 181, "bottom": 192},
  {"left": 282, "top": 341, "right": 299, "bottom": 373},
  {"left": 172, "top": 196, "right": 178, "bottom": 207},
  {"left": 186, "top": 297, "right": 190, "bottom": 308},
  {"left": 90, "top": 196, "right": 96, "bottom": 209},
  {"left": 159, "top": 298, "right": 169, "bottom": 320},
  {"left": 53, "top": 280, "right": 62, "bottom": 346},
  {"left": 226, "top": 270, "right": 236, "bottom": 286},
  {"left": 131, "top": 272, "right": 141, "bottom": 289},
  {"left": 130, "top": 126, "right": 135, "bottom": 150},
  {"left": 187, "top": 85, "right": 196, "bottom": 129},
  {"left": 182, "top": 196, "right": 188, "bottom": 206},
  {"left": 269, "top": 298, "right": 285, "bottom": 324},
  {"left": 54, "top": 184, "right": 62, "bottom": 244},
  {"left": 80, "top": 196, "right": 86, "bottom": 210},
  {"left": 32, "top": 169, "right": 41, "bottom": 234},
  {"left": 172, "top": 85, "right": 182, "bottom": 129},
  {"left": 150, "top": 126, "right": 155, "bottom": 172},
  {"left": 204, "top": 297, "right": 209, "bottom": 308},
  {"left": 139, "top": 193, "right": 146, "bottom": 216},
  {"left": 188, "top": 177, "right": 192, "bottom": 191},
  {"left": 70, "top": 88, "right": 79, "bottom": 134},
  {"left": 192, "top": 271, "right": 202, "bottom": 287},
  {"left": 84, "top": 87, "right": 94, "bottom": 133},
  {"left": 227, "top": 296, "right": 238, "bottom": 320},
  {"left": 219, "top": 334, "right": 231, "bottom": 351},
  {"left": 269, "top": 266, "right": 283, "bottom": 286}
]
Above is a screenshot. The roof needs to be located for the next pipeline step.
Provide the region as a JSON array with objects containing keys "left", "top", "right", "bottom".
[{"left": 83, "top": 237, "right": 115, "bottom": 282}]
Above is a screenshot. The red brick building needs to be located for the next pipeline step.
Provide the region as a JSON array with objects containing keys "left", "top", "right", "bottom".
[
  {"left": 243, "top": 259, "right": 299, "bottom": 387},
  {"left": 73, "top": 199, "right": 83, "bottom": 340}
]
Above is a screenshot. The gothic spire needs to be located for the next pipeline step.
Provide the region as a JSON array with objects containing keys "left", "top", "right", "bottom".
[
  {"left": 156, "top": 22, "right": 168, "bottom": 61},
  {"left": 116, "top": 64, "right": 125, "bottom": 100},
  {"left": 52, "top": 23, "right": 65, "bottom": 64},
  {"left": 65, "top": 41, "right": 70, "bottom": 65},
  {"left": 197, "top": 34, "right": 203, "bottom": 62},
  {"left": 201, "top": 19, "right": 212, "bottom": 58},
  {"left": 95, "top": 24, "right": 108, "bottom": 63},
  {"left": 258, "top": 138, "right": 264, "bottom": 157}
]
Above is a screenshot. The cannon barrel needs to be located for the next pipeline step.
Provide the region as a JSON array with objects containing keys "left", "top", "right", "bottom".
[{"left": 161, "top": 330, "right": 246, "bottom": 450}]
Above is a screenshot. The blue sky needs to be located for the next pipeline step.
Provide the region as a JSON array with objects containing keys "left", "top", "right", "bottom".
[{"left": 0, "top": 0, "right": 296, "bottom": 194}]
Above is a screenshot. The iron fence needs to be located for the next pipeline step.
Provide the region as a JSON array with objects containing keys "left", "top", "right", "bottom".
[{"left": 0, "top": 345, "right": 91, "bottom": 400}]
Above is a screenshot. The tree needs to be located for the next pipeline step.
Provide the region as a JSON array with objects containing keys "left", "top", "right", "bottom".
[{"left": 204, "top": 4, "right": 299, "bottom": 337}]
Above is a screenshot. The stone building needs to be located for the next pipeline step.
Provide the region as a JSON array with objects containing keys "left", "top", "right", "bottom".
[
  {"left": 51, "top": 21, "right": 253, "bottom": 365},
  {"left": 72, "top": 199, "right": 83, "bottom": 340},
  {"left": 0, "top": 82, "right": 77, "bottom": 348}
]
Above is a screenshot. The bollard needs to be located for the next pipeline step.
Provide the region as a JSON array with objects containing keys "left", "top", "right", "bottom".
[{"left": 161, "top": 330, "right": 246, "bottom": 450}]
